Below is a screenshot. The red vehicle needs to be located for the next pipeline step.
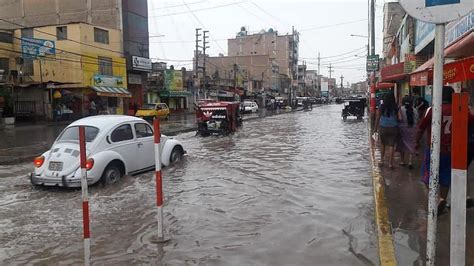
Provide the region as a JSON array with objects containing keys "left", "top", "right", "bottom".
[{"left": 196, "top": 101, "right": 243, "bottom": 136}]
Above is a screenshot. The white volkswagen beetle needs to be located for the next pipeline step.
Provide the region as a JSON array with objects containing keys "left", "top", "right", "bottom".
[{"left": 30, "top": 115, "right": 185, "bottom": 187}]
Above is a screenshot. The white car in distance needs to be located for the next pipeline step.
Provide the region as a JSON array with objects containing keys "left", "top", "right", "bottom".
[
  {"left": 242, "top": 101, "right": 259, "bottom": 113},
  {"left": 30, "top": 115, "right": 185, "bottom": 187}
]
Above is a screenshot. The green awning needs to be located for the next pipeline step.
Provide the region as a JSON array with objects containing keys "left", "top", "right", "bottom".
[
  {"left": 160, "top": 90, "right": 192, "bottom": 97},
  {"left": 92, "top": 86, "right": 131, "bottom": 98}
]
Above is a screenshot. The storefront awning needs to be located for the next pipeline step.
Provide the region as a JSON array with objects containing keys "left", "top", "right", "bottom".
[
  {"left": 381, "top": 62, "right": 408, "bottom": 82},
  {"left": 376, "top": 82, "right": 395, "bottom": 89},
  {"left": 410, "top": 56, "right": 474, "bottom": 86},
  {"left": 160, "top": 90, "right": 192, "bottom": 97},
  {"left": 92, "top": 86, "right": 132, "bottom": 98}
]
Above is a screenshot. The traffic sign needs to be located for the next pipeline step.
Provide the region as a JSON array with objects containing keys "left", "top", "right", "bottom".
[
  {"left": 366, "top": 55, "right": 379, "bottom": 71},
  {"left": 399, "top": 0, "right": 472, "bottom": 23}
]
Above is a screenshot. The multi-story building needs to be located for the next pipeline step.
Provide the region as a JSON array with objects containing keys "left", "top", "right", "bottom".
[
  {"left": 0, "top": 0, "right": 150, "bottom": 119},
  {"left": 0, "top": 23, "right": 128, "bottom": 120}
]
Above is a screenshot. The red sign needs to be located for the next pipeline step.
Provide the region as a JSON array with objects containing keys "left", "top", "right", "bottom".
[
  {"left": 444, "top": 56, "right": 474, "bottom": 83},
  {"left": 381, "top": 62, "right": 406, "bottom": 82},
  {"left": 410, "top": 71, "right": 431, "bottom": 86}
]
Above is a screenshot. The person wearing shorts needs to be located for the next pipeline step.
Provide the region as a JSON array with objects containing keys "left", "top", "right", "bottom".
[{"left": 375, "top": 92, "right": 400, "bottom": 169}]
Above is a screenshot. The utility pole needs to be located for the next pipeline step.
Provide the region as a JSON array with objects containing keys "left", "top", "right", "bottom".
[
  {"left": 195, "top": 28, "right": 202, "bottom": 101},
  {"left": 328, "top": 64, "right": 334, "bottom": 97},
  {"left": 318, "top": 52, "right": 321, "bottom": 97},
  {"left": 370, "top": 0, "right": 375, "bottom": 56},
  {"left": 369, "top": 0, "right": 376, "bottom": 129},
  {"left": 233, "top": 63, "right": 238, "bottom": 92},
  {"left": 340, "top": 75, "right": 344, "bottom": 98},
  {"left": 202, "top": 30, "right": 209, "bottom": 99}
]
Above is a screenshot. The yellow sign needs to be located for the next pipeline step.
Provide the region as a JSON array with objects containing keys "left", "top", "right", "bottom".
[{"left": 53, "top": 90, "right": 62, "bottom": 99}]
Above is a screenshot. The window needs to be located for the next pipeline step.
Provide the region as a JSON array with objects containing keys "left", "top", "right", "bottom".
[
  {"left": 22, "top": 59, "right": 34, "bottom": 76},
  {"left": 21, "top": 28, "right": 33, "bottom": 38},
  {"left": 57, "top": 126, "right": 99, "bottom": 143},
  {"left": 56, "top": 26, "right": 67, "bottom": 40},
  {"left": 0, "top": 32, "right": 13, "bottom": 43},
  {"left": 134, "top": 123, "right": 154, "bottom": 138},
  {"left": 94, "top": 27, "right": 109, "bottom": 44},
  {"left": 0, "top": 58, "right": 9, "bottom": 74},
  {"left": 111, "top": 124, "right": 134, "bottom": 142},
  {"left": 98, "top": 56, "right": 113, "bottom": 75}
]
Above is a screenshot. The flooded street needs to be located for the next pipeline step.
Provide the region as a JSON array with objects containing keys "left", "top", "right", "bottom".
[{"left": 0, "top": 105, "right": 378, "bottom": 265}]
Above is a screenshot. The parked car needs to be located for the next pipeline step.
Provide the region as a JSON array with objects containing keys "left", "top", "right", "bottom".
[
  {"left": 30, "top": 115, "right": 185, "bottom": 187},
  {"left": 135, "top": 103, "right": 170, "bottom": 121},
  {"left": 242, "top": 101, "right": 259, "bottom": 113}
]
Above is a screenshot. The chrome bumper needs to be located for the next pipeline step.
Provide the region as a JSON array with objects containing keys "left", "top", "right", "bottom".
[{"left": 29, "top": 173, "right": 94, "bottom": 188}]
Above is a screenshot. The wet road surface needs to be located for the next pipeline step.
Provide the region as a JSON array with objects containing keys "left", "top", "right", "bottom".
[{"left": 0, "top": 105, "right": 378, "bottom": 265}]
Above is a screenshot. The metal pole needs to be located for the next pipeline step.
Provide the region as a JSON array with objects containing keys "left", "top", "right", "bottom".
[
  {"left": 370, "top": 0, "right": 375, "bottom": 56},
  {"left": 79, "top": 126, "right": 91, "bottom": 266},
  {"left": 426, "top": 23, "right": 445, "bottom": 266},
  {"left": 450, "top": 92, "right": 468, "bottom": 266},
  {"left": 153, "top": 119, "right": 165, "bottom": 241}
]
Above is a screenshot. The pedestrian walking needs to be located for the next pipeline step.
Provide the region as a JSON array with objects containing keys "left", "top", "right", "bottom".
[
  {"left": 398, "top": 96, "right": 418, "bottom": 169},
  {"left": 416, "top": 86, "right": 457, "bottom": 215},
  {"left": 375, "top": 92, "right": 401, "bottom": 169},
  {"left": 89, "top": 99, "right": 97, "bottom": 116}
]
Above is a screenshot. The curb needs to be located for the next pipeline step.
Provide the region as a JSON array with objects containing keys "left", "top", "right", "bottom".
[{"left": 368, "top": 127, "right": 397, "bottom": 265}]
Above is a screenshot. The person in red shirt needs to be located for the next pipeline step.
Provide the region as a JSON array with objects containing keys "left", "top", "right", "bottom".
[
  {"left": 416, "top": 86, "right": 474, "bottom": 214},
  {"left": 416, "top": 86, "right": 454, "bottom": 215}
]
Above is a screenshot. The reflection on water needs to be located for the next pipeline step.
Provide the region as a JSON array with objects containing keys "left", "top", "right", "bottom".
[{"left": 0, "top": 105, "right": 377, "bottom": 265}]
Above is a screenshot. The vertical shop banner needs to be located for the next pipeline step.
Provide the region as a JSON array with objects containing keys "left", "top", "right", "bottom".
[
  {"left": 173, "top": 70, "right": 183, "bottom": 91},
  {"left": 164, "top": 70, "right": 175, "bottom": 91}
]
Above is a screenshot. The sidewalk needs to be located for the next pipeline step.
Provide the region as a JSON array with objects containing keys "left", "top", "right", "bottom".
[{"left": 371, "top": 137, "right": 474, "bottom": 264}]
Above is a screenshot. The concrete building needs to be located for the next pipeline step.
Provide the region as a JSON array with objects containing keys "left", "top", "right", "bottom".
[
  {"left": 0, "top": 0, "right": 150, "bottom": 117},
  {"left": 0, "top": 23, "right": 128, "bottom": 120},
  {"left": 228, "top": 27, "right": 299, "bottom": 79}
]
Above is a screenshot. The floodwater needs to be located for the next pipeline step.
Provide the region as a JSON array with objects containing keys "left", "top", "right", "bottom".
[{"left": 0, "top": 105, "right": 378, "bottom": 265}]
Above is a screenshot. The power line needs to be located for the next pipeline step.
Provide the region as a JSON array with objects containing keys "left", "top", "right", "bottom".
[
  {"left": 0, "top": 18, "right": 124, "bottom": 55},
  {"left": 301, "top": 46, "right": 366, "bottom": 60},
  {"left": 182, "top": 0, "right": 226, "bottom": 54},
  {"left": 150, "top": 1, "right": 247, "bottom": 18},
  {"left": 151, "top": 0, "right": 207, "bottom": 10},
  {"left": 299, "top": 18, "right": 368, "bottom": 32}
]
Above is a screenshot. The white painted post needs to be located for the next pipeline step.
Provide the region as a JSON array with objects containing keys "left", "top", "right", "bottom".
[
  {"left": 450, "top": 93, "right": 468, "bottom": 265},
  {"left": 79, "top": 126, "right": 91, "bottom": 266},
  {"left": 426, "top": 23, "right": 445, "bottom": 266},
  {"left": 153, "top": 119, "right": 165, "bottom": 240}
]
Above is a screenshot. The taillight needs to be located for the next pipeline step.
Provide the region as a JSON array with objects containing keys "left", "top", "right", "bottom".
[
  {"left": 85, "top": 158, "right": 94, "bottom": 170},
  {"left": 34, "top": 156, "right": 45, "bottom": 168}
]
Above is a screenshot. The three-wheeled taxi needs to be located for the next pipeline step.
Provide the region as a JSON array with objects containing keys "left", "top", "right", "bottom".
[
  {"left": 342, "top": 98, "right": 366, "bottom": 121},
  {"left": 196, "top": 101, "right": 243, "bottom": 136}
]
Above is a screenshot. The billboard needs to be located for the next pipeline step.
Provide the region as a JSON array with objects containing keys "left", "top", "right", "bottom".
[
  {"left": 321, "top": 81, "right": 329, "bottom": 92},
  {"left": 21, "top": 37, "right": 55, "bottom": 58},
  {"left": 164, "top": 70, "right": 184, "bottom": 91},
  {"left": 425, "top": 0, "right": 460, "bottom": 7}
]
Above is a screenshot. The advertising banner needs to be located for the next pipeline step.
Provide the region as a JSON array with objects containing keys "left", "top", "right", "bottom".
[
  {"left": 21, "top": 37, "right": 55, "bottom": 58},
  {"left": 165, "top": 70, "right": 184, "bottom": 91}
]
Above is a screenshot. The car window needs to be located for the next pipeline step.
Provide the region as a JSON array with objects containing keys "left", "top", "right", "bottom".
[
  {"left": 110, "top": 124, "right": 134, "bottom": 142},
  {"left": 160, "top": 104, "right": 168, "bottom": 109},
  {"left": 57, "top": 126, "right": 99, "bottom": 142},
  {"left": 135, "top": 123, "right": 154, "bottom": 138}
]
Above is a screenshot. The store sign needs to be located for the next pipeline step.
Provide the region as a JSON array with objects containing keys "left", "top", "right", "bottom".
[
  {"left": 445, "top": 11, "right": 474, "bottom": 47},
  {"left": 404, "top": 54, "right": 419, "bottom": 73},
  {"left": 21, "top": 37, "right": 55, "bottom": 58},
  {"left": 128, "top": 74, "right": 142, "bottom": 85},
  {"left": 93, "top": 74, "right": 124, "bottom": 87},
  {"left": 164, "top": 70, "right": 184, "bottom": 91},
  {"left": 381, "top": 62, "right": 405, "bottom": 81},
  {"left": 399, "top": 0, "right": 471, "bottom": 23},
  {"left": 366, "top": 55, "right": 380, "bottom": 71},
  {"left": 443, "top": 56, "right": 474, "bottom": 83},
  {"left": 132, "top": 56, "right": 152, "bottom": 71},
  {"left": 415, "top": 20, "right": 436, "bottom": 53}
]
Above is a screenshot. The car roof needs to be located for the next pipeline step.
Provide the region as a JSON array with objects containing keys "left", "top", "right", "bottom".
[{"left": 68, "top": 115, "right": 146, "bottom": 130}]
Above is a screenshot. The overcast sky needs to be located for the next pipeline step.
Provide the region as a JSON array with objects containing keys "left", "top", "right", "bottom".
[{"left": 148, "top": 0, "right": 384, "bottom": 85}]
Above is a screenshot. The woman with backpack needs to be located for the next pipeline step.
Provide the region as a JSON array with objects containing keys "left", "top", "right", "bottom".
[{"left": 398, "top": 96, "right": 418, "bottom": 169}]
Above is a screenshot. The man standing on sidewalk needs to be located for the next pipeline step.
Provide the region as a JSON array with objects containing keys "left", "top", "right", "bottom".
[
  {"left": 416, "top": 86, "right": 474, "bottom": 214},
  {"left": 416, "top": 86, "right": 454, "bottom": 215}
]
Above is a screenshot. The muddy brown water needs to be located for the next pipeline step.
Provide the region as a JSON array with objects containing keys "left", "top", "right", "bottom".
[{"left": 0, "top": 105, "right": 378, "bottom": 265}]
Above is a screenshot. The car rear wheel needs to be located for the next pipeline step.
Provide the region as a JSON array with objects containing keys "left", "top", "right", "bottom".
[
  {"left": 170, "top": 146, "right": 183, "bottom": 164},
  {"left": 101, "top": 163, "right": 122, "bottom": 185}
]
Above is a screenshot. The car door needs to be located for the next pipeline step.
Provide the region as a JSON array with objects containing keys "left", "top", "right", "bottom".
[
  {"left": 109, "top": 123, "right": 139, "bottom": 173},
  {"left": 134, "top": 122, "right": 155, "bottom": 170}
]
